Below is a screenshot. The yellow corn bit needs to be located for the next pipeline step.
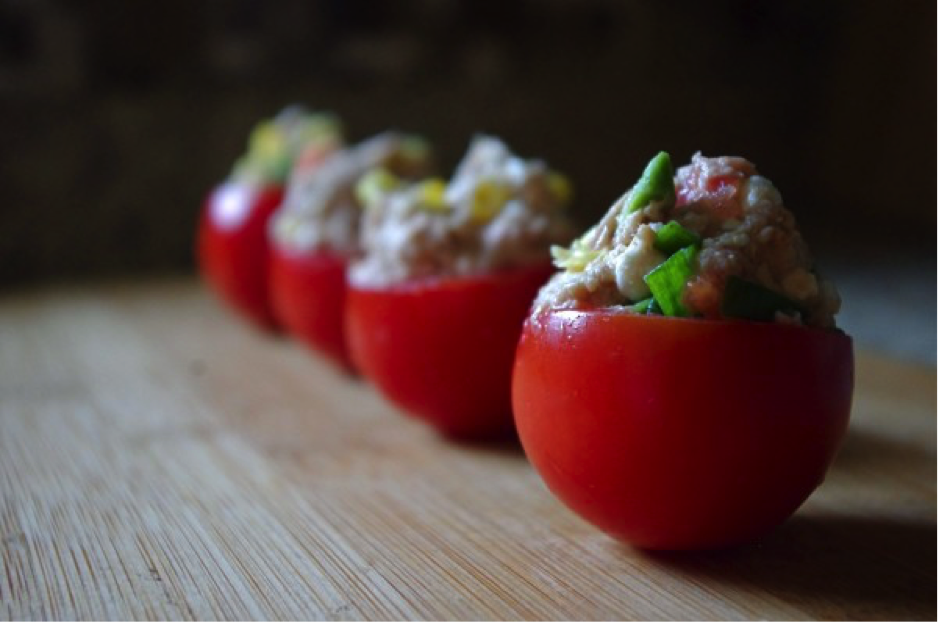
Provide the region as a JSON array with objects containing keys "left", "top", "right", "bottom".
[
  {"left": 417, "top": 178, "right": 449, "bottom": 212},
  {"left": 355, "top": 168, "right": 401, "bottom": 208},
  {"left": 551, "top": 239, "right": 599, "bottom": 272},
  {"left": 470, "top": 180, "right": 512, "bottom": 222},
  {"left": 547, "top": 171, "right": 573, "bottom": 205},
  {"left": 249, "top": 121, "right": 286, "bottom": 161}
]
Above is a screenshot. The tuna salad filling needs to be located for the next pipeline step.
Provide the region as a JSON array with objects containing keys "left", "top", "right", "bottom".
[
  {"left": 231, "top": 105, "right": 343, "bottom": 186},
  {"left": 348, "top": 136, "right": 575, "bottom": 288},
  {"left": 270, "top": 132, "right": 433, "bottom": 256},
  {"left": 538, "top": 152, "right": 841, "bottom": 328}
]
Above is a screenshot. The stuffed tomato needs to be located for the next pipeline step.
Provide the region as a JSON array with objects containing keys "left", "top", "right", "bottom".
[
  {"left": 200, "top": 182, "right": 285, "bottom": 328},
  {"left": 269, "top": 248, "right": 352, "bottom": 368},
  {"left": 346, "top": 136, "right": 575, "bottom": 439},
  {"left": 348, "top": 263, "right": 554, "bottom": 438},
  {"left": 198, "top": 106, "right": 342, "bottom": 330},
  {"left": 513, "top": 152, "right": 854, "bottom": 550},
  {"left": 268, "top": 133, "right": 433, "bottom": 369}
]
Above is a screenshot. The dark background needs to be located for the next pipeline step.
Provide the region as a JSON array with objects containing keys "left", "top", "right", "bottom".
[{"left": 0, "top": 0, "right": 934, "bottom": 286}]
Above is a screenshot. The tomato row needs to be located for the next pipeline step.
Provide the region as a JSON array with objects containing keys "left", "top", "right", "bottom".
[
  {"left": 198, "top": 150, "right": 853, "bottom": 552},
  {"left": 198, "top": 178, "right": 549, "bottom": 436}
]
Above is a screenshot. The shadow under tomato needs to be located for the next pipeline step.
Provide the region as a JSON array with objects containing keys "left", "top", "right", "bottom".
[
  {"left": 633, "top": 514, "right": 936, "bottom": 620},
  {"left": 829, "top": 426, "right": 934, "bottom": 473},
  {"left": 445, "top": 426, "right": 525, "bottom": 457}
]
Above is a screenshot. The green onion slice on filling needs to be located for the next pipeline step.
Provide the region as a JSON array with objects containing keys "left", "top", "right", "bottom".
[
  {"left": 626, "top": 297, "right": 663, "bottom": 315},
  {"left": 626, "top": 152, "right": 676, "bottom": 213},
  {"left": 643, "top": 245, "right": 699, "bottom": 317},
  {"left": 721, "top": 276, "right": 803, "bottom": 322},
  {"left": 654, "top": 221, "right": 701, "bottom": 256},
  {"left": 627, "top": 297, "right": 654, "bottom": 314}
]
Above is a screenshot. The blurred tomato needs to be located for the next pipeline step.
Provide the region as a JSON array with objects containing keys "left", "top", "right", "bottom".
[
  {"left": 347, "top": 263, "right": 554, "bottom": 439},
  {"left": 198, "top": 182, "right": 283, "bottom": 330},
  {"left": 270, "top": 246, "right": 354, "bottom": 371}
]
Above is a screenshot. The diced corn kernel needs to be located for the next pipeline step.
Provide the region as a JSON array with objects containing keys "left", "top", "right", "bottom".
[
  {"left": 355, "top": 168, "right": 401, "bottom": 208},
  {"left": 249, "top": 121, "right": 286, "bottom": 160},
  {"left": 417, "top": 178, "right": 449, "bottom": 211},
  {"left": 547, "top": 171, "right": 573, "bottom": 205},
  {"left": 470, "top": 180, "right": 512, "bottom": 222}
]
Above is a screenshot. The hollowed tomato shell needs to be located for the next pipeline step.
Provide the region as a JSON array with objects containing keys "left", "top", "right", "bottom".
[
  {"left": 512, "top": 309, "right": 854, "bottom": 550},
  {"left": 269, "top": 247, "right": 354, "bottom": 372},
  {"left": 347, "top": 263, "right": 555, "bottom": 439},
  {"left": 197, "top": 182, "right": 284, "bottom": 330}
]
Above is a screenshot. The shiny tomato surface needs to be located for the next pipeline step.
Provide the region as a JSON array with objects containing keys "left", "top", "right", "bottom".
[
  {"left": 270, "top": 247, "right": 354, "bottom": 371},
  {"left": 512, "top": 309, "right": 854, "bottom": 550},
  {"left": 347, "top": 263, "right": 555, "bottom": 439},
  {"left": 198, "top": 182, "right": 284, "bottom": 330}
]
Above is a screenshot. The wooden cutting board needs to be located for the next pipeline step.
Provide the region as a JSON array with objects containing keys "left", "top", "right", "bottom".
[{"left": 1, "top": 279, "right": 934, "bottom": 620}]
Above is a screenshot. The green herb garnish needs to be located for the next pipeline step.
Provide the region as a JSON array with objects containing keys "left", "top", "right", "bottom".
[
  {"left": 627, "top": 297, "right": 654, "bottom": 314},
  {"left": 626, "top": 152, "right": 676, "bottom": 213},
  {"left": 644, "top": 245, "right": 699, "bottom": 317},
  {"left": 626, "top": 297, "right": 663, "bottom": 315},
  {"left": 721, "top": 276, "right": 803, "bottom": 322},
  {"left": 654, "top": 221, "right": 700, "bottom": 256}
]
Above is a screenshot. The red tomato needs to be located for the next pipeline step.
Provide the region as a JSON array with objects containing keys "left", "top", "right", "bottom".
[
  {"left": 346, "top": 263, "right": 555, "bottom": 439},
  {"left": 512, "top": 309, "right": 854, "bottom": 550},
  {"left": 269, "top": 246, "right": 354, "bottom": 371},
  {"left": 198, "top": 182, "right": 284, "bottom": 330}
]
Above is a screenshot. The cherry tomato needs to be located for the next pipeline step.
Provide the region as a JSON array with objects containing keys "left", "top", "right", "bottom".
[
  {"left": 269, "top": 246, "right": 354, "bottom": 371},
  {"left": 512, "top": 309, "right": 854, "bottom": 550},
  {"left": 346, "top": 263, "right": 555, "bottom": 439},
  {"left": 198, "top": 182, "right": 284, "bottom": 330}
]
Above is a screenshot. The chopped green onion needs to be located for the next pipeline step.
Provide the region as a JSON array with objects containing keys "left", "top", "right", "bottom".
[
  {"left": 627, "top": 297, "right": 654, "bottom": 314},
  {"left": 626, "top": 297, "right": 663, "bottom": 315},
  {"left": 654, "top": 221, "right": 701, "bottom": 256},
  {"left": 721, "top": 276, "right": 803, "bottom": 322},
  {"left": 399, "top": 135, "right": 430, "bottom": 161},
  {"left": 626, "top": 152, "right": 676, "bottom": 213},
  {"left": 644, "top": 245, "right": 699, "bottom": 317}
]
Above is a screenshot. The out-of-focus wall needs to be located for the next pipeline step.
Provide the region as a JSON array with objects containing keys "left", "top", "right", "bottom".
[{"left": 0, "top": 0, "right": 933, "bottom": 285}]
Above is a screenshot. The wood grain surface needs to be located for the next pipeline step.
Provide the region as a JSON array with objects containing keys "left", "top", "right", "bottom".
[{"left": 1, "top": 279, "right": 935, "bottom": 620}]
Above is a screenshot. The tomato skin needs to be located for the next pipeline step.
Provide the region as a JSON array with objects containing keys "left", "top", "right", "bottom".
[
  {"left": 269, "top": 247, "right": 354, "bottom": 371},
  {"left": 197, "top": 182, "right": 284, "bottom": 330},
  {"left": 512, "top": 309, "right": 854, "bottom": 550},
  {"left": 346, "top": 264, "right": 555, "bottom": 439}
]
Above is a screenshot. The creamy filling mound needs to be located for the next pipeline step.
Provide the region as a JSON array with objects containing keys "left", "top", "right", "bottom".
[
  {"left": 231, "top": 105, "right": 344, "bottom": 187},
  {"left": 537, "top": 152, "right": 841, "bottom": 328},
  {"left": 348, "top": 136, "right": 575, "bottom": 288},
  {"left": 270, "top": 132, "right": 433, "bottom": 256}
]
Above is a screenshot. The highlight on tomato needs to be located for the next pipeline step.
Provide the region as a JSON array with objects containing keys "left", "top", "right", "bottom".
[
  {"left": 513, "top": 151, "right": 854, "bottom": 549},
  {"left": 197, "top": 106, "right": 342, "bottom": 330},
  {"left": 345, "top": 136, "right": 576, "bottom": 438}
]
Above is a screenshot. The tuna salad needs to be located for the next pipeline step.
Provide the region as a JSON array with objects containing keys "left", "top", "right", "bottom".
[
  {"left": 349, "top": 136, "right": 575, "bottom": 287},
  {"left": 231, "top": 105, "right": 343, "bottom": 186},
  {"left": 270, "top": 132, "right": 433, "bottom": 256},
  {"left": 538, "top": 152, "right": 841, "bottom": 328}
]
